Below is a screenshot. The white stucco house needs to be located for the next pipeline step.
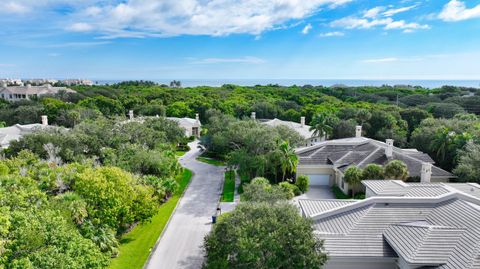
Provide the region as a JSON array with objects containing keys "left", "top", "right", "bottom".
[
  {"left": 295, "top": 126, "right": 453, "bottom": 194},
  {"left": 0, "top": 82, "right": 75, "bottom": 101},
  {"left": 298, "top": 181, "right": 480, "bottom": 269},
  {"left": 253, "top": 112, "right": 324, "bottom": 147},
  {"left": 0, "top": 116, "right": 50, "bottom": 148},
  {"left": 126, "top": 110, "right": 202, "bottom": 138}
]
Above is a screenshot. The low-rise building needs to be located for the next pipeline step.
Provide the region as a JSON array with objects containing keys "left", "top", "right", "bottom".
[
  {"left": 125, "top": 110, "right": 201, "bottom": 138},
  {"left": 253, "top": 112, "right": 324, "bottom": 147},
  {"left": 298, "top": 181, "right": 480, "bottom": 269},
  {"left": 296, "top": 126, "right": 453, "bottom": 192},
  {"left": 0, "top": 116, "right": 50, "bottom": 148},
  {"left": 0, "top": 82, "right": 75, "bottom": 101}
]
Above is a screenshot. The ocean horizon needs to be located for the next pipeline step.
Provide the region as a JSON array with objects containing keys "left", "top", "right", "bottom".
[{"left": 93, "top": 79, "right": 480, "bottom": 89}]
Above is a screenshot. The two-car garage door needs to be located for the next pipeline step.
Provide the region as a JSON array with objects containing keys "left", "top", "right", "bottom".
[{"left": 307, "top": 174, "right": 330, "bottom": 186}]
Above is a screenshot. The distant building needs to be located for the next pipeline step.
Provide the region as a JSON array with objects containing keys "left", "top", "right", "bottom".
[
  {"left": 0, "top": 116, "right": 50, "bottom": 148},
  {"left": 60, "top": 79, "right": 94, "bottom": 86},
  {"left": 0, "top": 78, "right": 23, "bottom": 86},
  {"left": 253, "top": 112, "right": 324, "bottom": 147},
  {"left": 0, "top": 82, "right": 75, "bottom": 101},
  {"left": 125, "top": 110, "right": 202, "bottom": 138}
]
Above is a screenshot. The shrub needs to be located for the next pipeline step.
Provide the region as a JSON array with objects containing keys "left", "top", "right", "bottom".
[
  {"left": 362, "top": 164, "right": 384, "bottom": 180},
  {"left": 295, "top": 175, "right": 309, "bottom": 193},
  {"left": 279, "top": 182, "right": 295, "bottom": 199}
]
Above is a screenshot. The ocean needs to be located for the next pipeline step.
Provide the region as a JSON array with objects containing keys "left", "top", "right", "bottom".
[{"left": 94, "top": 79, "right": 480, "bottom": 89}]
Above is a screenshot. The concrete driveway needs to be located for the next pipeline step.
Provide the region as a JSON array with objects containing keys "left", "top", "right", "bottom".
[
  {"left": 144, "top": 141, "right": 225, "bottom": 269},
  {"left": 294, "top": 186, "right": 335, "bottom": 201}
]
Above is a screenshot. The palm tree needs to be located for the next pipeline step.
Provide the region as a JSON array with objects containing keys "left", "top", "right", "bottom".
[
  {"left": 343, "top": 166, "right": 363, "bottom": 198},
  {"left": 431, "top": 128, "right": 454, "bottom": 164},
  {"left": 309, "top": 113, "right": 338, "bottom": 139},
  {"left": 384, "top": 160, "right": 409, "bottom": 181},
  {"left": 278, "top": 141, "right": 298, "bottom": 182}
]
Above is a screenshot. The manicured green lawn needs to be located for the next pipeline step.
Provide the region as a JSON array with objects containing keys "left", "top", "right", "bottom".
[
  {"left": 108, "top": 169, "right": 193, "bottom": 269},
  {"left": 196, "top": 156, "right": 225, "bottom": 166},
  {"left": 221, "top": 170, "right": 235, "bottom": 202},
  {"left": 175, "top": 150, "right": 187, "bottom": 157}
]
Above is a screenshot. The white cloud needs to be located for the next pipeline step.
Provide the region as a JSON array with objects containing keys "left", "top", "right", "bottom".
[
  {"left": 383, "top": 5, "right": 417, "bottom": 17},
  {"left": 67, "top": 22, "right": 94, "bottom": 32},
  {"left": 439, "top": 0, "right": 480, "bottom": 21},
  {"left": 0, "top": 63, "right": 16, "bottom": 67},
  {"left": 331, "top": 16, "right": 429, "bottom": 32},
  {"left": 362, "top": 57, "right": 399, "bottom": 63},
  {"left": 190, "top": 56, "right": 266, "bottom": 64},
  {"left": 43, "top": 41, "right": 111, "bottom": 48},
  {"left": 302, "top": 23, "right": 313, "bottom": 34},
  {"left": 0, "top": 1, "right": 30, "bottom": 14},
  {"left": 65, "top": 0, "right": 352, "bottom": 37},
  {"left": 319, "top": 31, "right": 344, "bottom": 37},
  {"left": 363, "top": 7, "right": 385, "bottom": 18}
]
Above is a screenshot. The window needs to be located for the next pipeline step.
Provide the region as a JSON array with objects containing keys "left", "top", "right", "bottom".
[{"left": 9, "top": 94, "right": 12, "bottom": 99}]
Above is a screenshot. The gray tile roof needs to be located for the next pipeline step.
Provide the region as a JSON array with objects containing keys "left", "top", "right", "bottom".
[
  {"left": 299, "top": 199, "right": 357, "bottom": 217},
  {"left": 384, "top": 222, "right": 465, "bottom": 266},
  {"left": 0, "top": 85, "right": 75, "bottom": 95},
  {"left": 260, "top": 118, "right": 316, "bottom": 139},
  {"left": 363, "top": 180, "right": 480, "bottom": 199},
  {"left": 0, "top": 124, "right": 47, "bottom": 148},
  {"left": 302, "top": 193, "right": 480, "bottom": 269},
  {"left": 297, "top": 137, "right": 453, "bottom": 178}
]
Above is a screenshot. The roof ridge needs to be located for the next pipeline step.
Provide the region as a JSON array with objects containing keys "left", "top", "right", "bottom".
[
  {"left": 357, "top": 146, "right": 382, "bottom": 167},
  {"left": 310, "top": 192, "right": 480, "bottom": 221}
]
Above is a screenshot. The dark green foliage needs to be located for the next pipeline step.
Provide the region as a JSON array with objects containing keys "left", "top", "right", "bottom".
[
  {"left": 203, "top": 202, "right": 327, "bottom": 269},
  {"left": 295, "top": 175, "right": 309, "bottom": 193},
  {"left": 384, "top": 160, "right": 409, "bottom": 181},
  {"left": 362, "top": 164, "right": 384, "bottom": 180}
]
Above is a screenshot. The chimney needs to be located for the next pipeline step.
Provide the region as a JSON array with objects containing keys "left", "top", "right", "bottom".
[
  {"left": 195, "top": 113, "right": 200, "bottom": 123},
  {"left": 421, "top": 162, "right": 432, "bottom": 183},
  {"left": 251, "top": 112, "right": 256, "bottom": 120},
  {"left": 355, "top": 126, "right": 362, "bottom": 138},
  {"left": 41, "top": 115, "right": 48, "bottom": 126},
  {"left": 385, "top": 139, "right": 394, "bottom": 158},
  {"left": 1, "top": 81, "right": 6, "bottom": 88},
  {"left": 300, "top": 116, "right": 305, "bottom": 127},
  {"left": 26, "top": 83, "right": 31, "bottom": 88},
  {"left": 128, "top": 110, "right": 134, "bottom": 120}
]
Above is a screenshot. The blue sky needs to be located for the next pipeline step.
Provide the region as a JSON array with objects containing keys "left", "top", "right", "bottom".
[{"left": 1, "top": 0, "right": 480, "bottom": 80}]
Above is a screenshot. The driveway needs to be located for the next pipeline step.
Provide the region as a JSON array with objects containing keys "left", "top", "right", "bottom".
[
  {"left": 294, "top": 186, "right": 335, "bottom": 201},
  {"left": 144, "top": 140, "right": 225, "bottom": 269}
]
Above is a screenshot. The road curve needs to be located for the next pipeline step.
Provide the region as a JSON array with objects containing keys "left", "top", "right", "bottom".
[{"left": 144, "top": 140, "right": 224, "bottom": 269}]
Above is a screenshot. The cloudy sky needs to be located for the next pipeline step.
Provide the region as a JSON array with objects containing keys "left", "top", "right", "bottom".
[{"left": 0, "top": 0, "right": 480, "bottom": 80}]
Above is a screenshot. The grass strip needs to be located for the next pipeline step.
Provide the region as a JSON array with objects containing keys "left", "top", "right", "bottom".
[
  {"left": 108, "top": 169, "right": 193, "bottom": 269},
  {"left": 221, "top": 170, "right": 235, "bottom": 202}
]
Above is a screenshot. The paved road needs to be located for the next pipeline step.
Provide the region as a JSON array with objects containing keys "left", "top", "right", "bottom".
[{"left": 145, "top": 141, "right": 225, "bottom": 269}]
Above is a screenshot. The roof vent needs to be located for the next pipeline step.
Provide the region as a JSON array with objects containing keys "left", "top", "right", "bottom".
[{"left": 385, "top": 139, "right": 394, "bottom": 158}]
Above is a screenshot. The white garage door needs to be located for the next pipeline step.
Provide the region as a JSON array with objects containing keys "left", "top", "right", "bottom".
[{"left": 308, "top": 174, "right": 330, "bottom": 186}]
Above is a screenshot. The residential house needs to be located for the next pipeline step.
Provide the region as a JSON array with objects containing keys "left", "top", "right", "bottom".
[
  {"left": 298, "top": 181, "right": 480, "bottom": 269},
  {"left": 253, "top": 112, "right": 324, "bottom": 147},
  {"left": 0, "top": 82, "right": 75, "bottom": 101},
  {"left": 126, "top": 110, "right": 202, "bottom": 138},
  {"left": 0, "top": 116, "right": 50, "bottom": 148},
  {"left": 296, "top": 126, "right": 453, "bottom": 193}
]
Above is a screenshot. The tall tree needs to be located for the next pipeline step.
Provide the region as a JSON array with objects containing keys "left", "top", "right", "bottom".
[
  {"left": 203, "top": 202, "right": 327, "bottom": 269},
  {"left": 384, "top": 160, "right": 409, "bottom": 181},
  {"left": 278, "top": 140, "right": 298, "bottom": 182},
  {"left": 310, "top": 112, "right": 338, "bottom": 139},
  {"left": 343, "top": 166, "right": 363, "bottom": 197}
]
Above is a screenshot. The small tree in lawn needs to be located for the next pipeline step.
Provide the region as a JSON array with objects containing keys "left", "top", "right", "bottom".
[
  {"left": 343, "top": 166, "right": 363, "bottom": 198},
  {"left": 384, "top": 160, "right": 409, "bottom": 181},
  {"left": 362, "top": 164, "right": 384, "bottom": 180}
]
